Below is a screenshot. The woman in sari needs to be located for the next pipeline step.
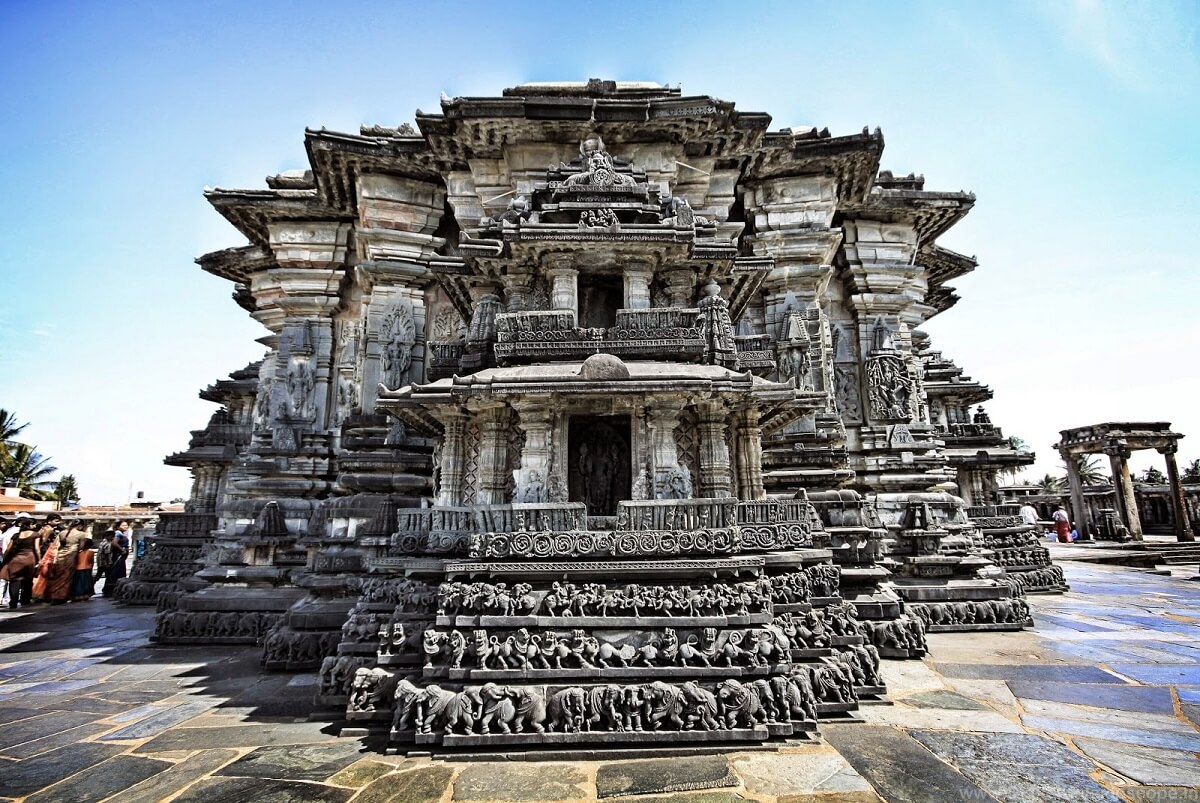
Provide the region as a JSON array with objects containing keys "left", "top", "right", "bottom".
[
  {"left": 69, "top": 524, "right": 96, "bottom": 601},
  {"left": 47, "top": 520, "right": 88, "bottom": 603},
  {"left": 0, "top": 517, "right": 42, "bottom": 608}
]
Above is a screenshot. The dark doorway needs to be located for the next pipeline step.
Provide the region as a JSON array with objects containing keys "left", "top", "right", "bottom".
[
  {"left": 578, "top": 277, "right": 622, "bottom": 329},
  {"left": 568, "top": 415, "right": 632, "bottom": 517}
]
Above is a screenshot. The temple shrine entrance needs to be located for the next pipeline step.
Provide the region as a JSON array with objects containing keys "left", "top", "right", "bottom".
[
  {"left": 577, "top": 277, "right": 622, "bottom": 329},
  {"left": 568, "top": 414, "right": 631, "bottom": 518}
]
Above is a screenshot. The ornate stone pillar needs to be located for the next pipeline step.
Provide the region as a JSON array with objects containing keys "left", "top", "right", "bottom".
[
  {"left": 476, "top": 404, "right": 512, "bottom": 505},
  {"left": 696, "top": 401, "right": 733, "bottom": 498},
  {"left": 734, "top": 406, "right": 766, "bottom": 501},
  {"left": 1105, "top": 441, "right": 1143, "bottom": 541},
  {"left": 435, "top": 408, "right": 469, "bottom": 506},
  {"left": 547, "top": 261, "right": 578, "bottom": 320},
  {"left": 661, "top": 269, "right": 694, "bottom": 308},
  {"left": 647, "top": 401, "right": 685, "bottom": 497},
  {"left": 1061, "top": 449, "right": 1091, "bottom": 540},
  {"left": 1160, "top": 443, "right": 1194, "bottom": 542},
  {"left": 512, "top": 400, "right": 553, "bottom": 503},
  {"left": 623, "top": 263, "right": 653, "bottom": 310}
]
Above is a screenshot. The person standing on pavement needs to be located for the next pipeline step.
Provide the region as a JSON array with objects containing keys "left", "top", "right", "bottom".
[
  {"left": 0, "top": 515, "right": 42, "bottom": 608},
  {"left": 0, "top": 515, "right": 19, "bottom": 604},
  {"left": 102, "top": 520, "right": 131, "bottom": 597},
  {"left": 1019, "top": 502, "right": 1041, "bottom": 534},
  {"left": 1052, "top": 505, "right": 1073, "bottom": 543}
]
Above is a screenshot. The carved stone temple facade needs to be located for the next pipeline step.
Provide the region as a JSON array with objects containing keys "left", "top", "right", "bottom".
[{"left": 137, "top": 81, "right": 1058, "bottom": 751}]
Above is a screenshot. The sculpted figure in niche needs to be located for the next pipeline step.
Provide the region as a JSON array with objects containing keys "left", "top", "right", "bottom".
[
  {"left": 287, "top": 358, "right": 315, "bottom": 418},
  {"left": 381, "top": 301, "right": 416, "bottom": 388},
  {"left": 336, "top": 319, "right": 360, "bottom": 368},
  {"left": 577, "top": 436, "right": 619, "bottom": 514},
  {"left": 866, "top": 354, "right": 913, "bottom": 421},
  {"left": 563, "top": 134, "right": 634, "bottom": 188}
]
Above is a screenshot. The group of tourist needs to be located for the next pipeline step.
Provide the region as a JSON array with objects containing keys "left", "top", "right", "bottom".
[{"left": 0, "top": 513, "right": 131, "bottom": 608}]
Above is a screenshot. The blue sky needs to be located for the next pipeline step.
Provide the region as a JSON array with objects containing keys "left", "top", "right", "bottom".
[{"left": 1, "top": 0, "right": 1198, "bottom": 502}]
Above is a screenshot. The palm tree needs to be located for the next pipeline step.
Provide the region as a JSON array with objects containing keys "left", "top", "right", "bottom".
[
  {"left": 54, "top": 474, "right": 80, "bottom": 506},
  {"left": 0, "top": 409, "right": 27, "bottom": 443},
  {"left": 1139, "top": 467, "right": 1167, "bottom": 485},
  {"left": 1063, "top": 454, "right": 1107, "bottom": 487},
  {"left": 1183, "top": 459, "right": 1200, "bottom": 484},
  {"left": 1037, "top": 473, "right": 1063, "bottom": 494},
  {"left": 0, "top": 443, "right": 58, "bottom": 500}
]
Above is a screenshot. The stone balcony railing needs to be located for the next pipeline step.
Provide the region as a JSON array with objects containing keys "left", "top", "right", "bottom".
[
  {"left": 493, "top": 307, "right": 704, "bottom": 363},
  {"left": 733, "top": 334, "right": 775, "bottom": 374},
  {"left": 426, "top": 341, "right": 466, "bottom": 381},
  {"left": 155, "top": 512, "right": 218, "bottom": 539},
  {"left": 188, "top": 424, "right": 252, "bottom": 449},
  {"left": 941, "top": 422, "right": 1004, "bottom": 441}
]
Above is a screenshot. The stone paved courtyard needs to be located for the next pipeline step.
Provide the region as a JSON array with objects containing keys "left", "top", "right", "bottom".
[{"left": 0, "top": 561, "right": 1198, "bottom": 802}]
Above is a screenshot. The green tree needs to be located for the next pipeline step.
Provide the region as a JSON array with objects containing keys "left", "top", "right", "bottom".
[
  {"left": 53, "top": 474, "right": 80, "bottom": 506},
  {"left": 0, "top": 443, "right": 58, "bottom": 500},
  {"left": 0, "top": 409, "right": 28, "bottom": 445},
  {"left": 1037, "top": 473, "right": 1063, "bottom": 494},
  {"left": 1183, "top": 459, "right": 1200, "bottom": 484},
  {"left": 1139, "top": 466, "right": 1167, "bottom": 485},
  {"left": 1063, "top": 454, "right": 1107, "bottom": 487}
]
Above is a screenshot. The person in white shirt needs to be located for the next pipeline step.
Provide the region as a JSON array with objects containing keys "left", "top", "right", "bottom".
[{"left": 1018, "top": 502, "right": 1040, "bottom": 530}]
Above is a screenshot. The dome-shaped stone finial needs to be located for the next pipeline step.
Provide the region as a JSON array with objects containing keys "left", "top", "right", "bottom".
[{"left": 579, "top": 353, "right": 630, "bottom": 380}]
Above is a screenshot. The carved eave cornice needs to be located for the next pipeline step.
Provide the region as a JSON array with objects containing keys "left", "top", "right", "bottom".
[
  {"left": 164, "top": 444, "right": 234, "bottom": 467},
  {"left": 746, "top": 129, "right": 884, "bottom": 203},
  {"left": 843, "top": 188, "right": 975, "bottom": 244},
  {"left": 304, "top": 127, "right": 442, "bottom": 214},
  {"left": 416, "top": 92, "right": 771, "bottom": 165},
  {"left": 199, "top": 367, "right": 261, "bottom": 404},
  {"left": 196, "top": 245, "right": 275, "bottom": 284},
  {"left": 924, "top": 285, "right": 960, "bottom": 317},
  {"left": 921, "top": 245, "right": 977, "bottom": 289},
  {"left": 924, "top": 378, "right": 991, "bottom": 406},
  {"left": 204, "top": 187, "right": 347, "bottom": 246},
  {"left": 1056, "top": 422, "right": 1184, "bottom": 455}
]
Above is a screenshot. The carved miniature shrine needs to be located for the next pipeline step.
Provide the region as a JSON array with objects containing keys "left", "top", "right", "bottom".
[{"left": 137, "top": 80, "right": 1060, "bottom": 752}]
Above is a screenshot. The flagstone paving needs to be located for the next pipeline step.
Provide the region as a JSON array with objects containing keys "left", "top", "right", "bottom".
[{"left": 0, "top": 561, "right": 1197, "bottom": 802}]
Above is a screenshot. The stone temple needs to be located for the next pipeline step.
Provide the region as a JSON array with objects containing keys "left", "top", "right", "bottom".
[{"left": 127, "top": 80, "right": 1064, "bottom": 751}]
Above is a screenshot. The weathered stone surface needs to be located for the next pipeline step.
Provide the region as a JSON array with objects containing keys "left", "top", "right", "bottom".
[
  {"left": 933, "top": 663, "right": 1125, "bottom": 684},
  {"left": 453, "top": 762, "right": 589, "bottom": 801},
  {"left": 135, "top": 722, "right": 338, "bottom": 752},
  {"left": 732, "top": 749, "right": 875, "bottom": 797},
  {"left": 1020, "top": 715, "right": 1200, "bottom": 752},
  {"left": 822, "top": 724, "right": 997, "bottom": 803},
  {"left": 902, "top": 690, "right": 987, "bottom": 710},
  {"left": 171, "top": 777, "right": 353, "bottom": 803},
  {"left": 596, "top": 756, "right": 737, "bottom": 798},
  {"left": 117, "top": 748, "right": 241, "bottom": 803},
  {"left": 1123, "top": 788, "right": 1200, "bottom": 803},
  {"left": 100, "top": 698, "right": 216, "bottom": 740},
  {"left": 0, "top": 710, "right": 99, "bottom": 750},
  {"left": 0, "top": 742, "right": 125, "bottom": 798},
  {"left": 909, "top": 731, "right": 1120, "bottom": 802},
  {"left": 1074, "top": 738, "right": 1200, "bottom": 787},
  {"left": 327, "top": 759, "right": 395, "bottom": 788},
  {"left": 354, "top": 765, "right": 455, "bottom": 803},
  {"left": 1006, "top": 680, "right": 1175, "bottom": 715},
  {"left": 1, "top": 722, "right": 109, "bottom": 758},
  {"left": 25, "top": 755, "right": 171, "bottom": 803},
  {"left": 216, "top": 742, "right": 364, "bottom": 781}
]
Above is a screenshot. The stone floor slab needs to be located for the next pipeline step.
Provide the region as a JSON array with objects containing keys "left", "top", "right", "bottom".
[
  {"left": 1021, "top": 715, "right": 1200, "bottom": 751},
  {"left": 99, "top": 698, "right": 217, "bottom": 740},
  {"left": 731, "top": 748, "right": 874, "bottom": 797},
  {"left": 1, "top": 721, "right": 109, "bottom": 758},
  {"left": 215, "top": 741, "right": 364, "bottom": 781},
  {"left": 1006, "top": 680, "right": 1176, "bottom": 714},
  {"left": 171, "top": 776, "right": 353, "bottom": 802},
  {"left": 596, "top": 755, "right": 736, "bottom": 798},
  {"left": 327, "top": 758, "right": 394, "bottom": 788},
  {"left": 857, "top": 702, "right": 1025, "bottom": 732},
  {"left": 933, "top": 663, "right": 1127, "bottom": 684},
  {"left": 1017, "top": 698, "right": 1196, "bottom": 733},
  {"left": 1075, "top": 737, "right": 1200, "bottom": 786},
  {"left": 0, "top": 710, "right": 99, "bottom": 750},
  {"left": 1107, "top": 662, "right": 1200, "bottom": 685},
  {"left": 24, "top": 754, "right": 171, "bottom": 803},
  {"left": 116, "top": 748, "right": 241, "bottom": 803},
  {"left": 0, "top": 741, "right": 125, "bottom": 797},
  {"left": 135, "top": 721, "right": 339, "bottom": 752},
  {"left": 901, "top": 689, "right": 988, "bottom": 710},
  {"left": 822, "top": 724, "right": 997, "bottom": 803},
  {"left": 908, "top": 730, "right": 1119, "bottom": 803},
  {"left": 354, "top": 764, "right": 456, "bottom": 803},
  {"left": 453, "top": 762, "right": 590, "bottom": 801}
]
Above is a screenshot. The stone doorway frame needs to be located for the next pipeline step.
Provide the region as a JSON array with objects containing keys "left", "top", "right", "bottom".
[{"left": 1055, "top": 422, "right": 1192, "bottom": 542}]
